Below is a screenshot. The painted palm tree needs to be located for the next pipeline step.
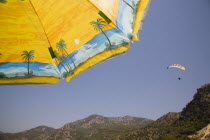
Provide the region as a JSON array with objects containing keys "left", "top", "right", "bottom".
[
  {"left": 53, "top": 50, "right": 69, "bottom": 73},
  {"left": 56, "top": 39, "right": 76, "bottom": 69},
  {"left": 59, "top": 55, "right": 67, "bottom": 62},
  {"left": 55, "top": 45, "right": 73, "bottom": 72},
  {"left": 59, "top": 55, "right": 73, "bottom": 71},
  {"left": 123, "top": 0, "right": 134, "bottom": 10},
  {"left": 90, "top": 18, "right": 112, "bottom": 47},
  {"left": 21, "top": 50, "right": 34, "bottom": 76},
  {"left": 0, "top": 0, "right": 7, "bottom": 4}
]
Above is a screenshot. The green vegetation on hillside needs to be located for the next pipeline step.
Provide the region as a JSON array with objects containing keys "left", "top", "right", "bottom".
[
  {"left": 123, "top": 84, "right": 210, "bottom": 140},
  {"left": 159, "top": 84, "right": 210, "bottom": 140}
]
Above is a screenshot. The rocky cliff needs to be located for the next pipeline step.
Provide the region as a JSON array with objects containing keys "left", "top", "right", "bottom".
[{"left": 123, "top": 83, "right": 210, "bottom": 140}]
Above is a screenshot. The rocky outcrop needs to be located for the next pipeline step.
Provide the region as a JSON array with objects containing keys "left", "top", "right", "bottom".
[
  {"left": 189, "top": 123, "right": 210, "bottom": 140},
  {"left": 123, "top": 83, "right": 210, "bottom": 140}
]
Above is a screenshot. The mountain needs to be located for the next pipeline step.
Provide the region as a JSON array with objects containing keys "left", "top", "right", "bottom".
[
  {"left": 1, "top": 83, "right": 209, "bottom": 140},
  {"left": 62, "top": 114, "right": 153, "bottom": 129},
  {"left": 0, "top": 126, "right": 56, "bottom": 140},
  {"left": 0, "top": 115, "right": 153, "bottom": 140},
  {"left": 122, "top": 83, "right": 210, "bottom": 140},
  {"left": 120, "top": 112, "right": 180, "bottom": 140}
]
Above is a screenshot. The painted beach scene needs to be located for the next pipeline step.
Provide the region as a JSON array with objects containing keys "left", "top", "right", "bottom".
[
  {"left": 0, "top": 61, "right": 60, "bottom": 79},
  {"left": 56, "top": 0, "right": 141, "bottom": 78},
  {"left": 57, "top": 27, "right": 130, "bottom": 78}
]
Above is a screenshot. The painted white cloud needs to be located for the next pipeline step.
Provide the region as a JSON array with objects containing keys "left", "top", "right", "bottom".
[
  {"left": 0, "top": 67, "right": 27, "bottom": 75},
  {"left": 39, "top": 65, "right": 61, "bottom": 77}
]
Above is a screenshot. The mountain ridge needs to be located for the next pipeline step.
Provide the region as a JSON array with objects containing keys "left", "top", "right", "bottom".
[
  {"left": 1, "top": 83, "right": 209, "bottom": 140},
  {"left": 0, "top": 115, "right": 153, "bottom": 140}
]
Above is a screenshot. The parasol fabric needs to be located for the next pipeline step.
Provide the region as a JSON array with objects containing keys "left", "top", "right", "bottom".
[{"left": 0, "top": 0, "right": 151, "bottom": 85}]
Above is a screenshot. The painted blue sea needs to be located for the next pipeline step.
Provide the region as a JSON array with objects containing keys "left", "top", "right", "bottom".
[
  {"left": 58, "top": 28, "right": 130, "bottom": 77},
  {"left": 116, "top": 0, "right": 139, "bottom": 38},
  {"left": 0, "top": 62, "right": 60, "bottom": 78}
]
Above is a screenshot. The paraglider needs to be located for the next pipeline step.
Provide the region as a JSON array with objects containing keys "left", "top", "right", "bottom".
[
  {"left": 167, "top": 64, "right": 186, "bottom": 71},
  {"left": 167, "top": 64, "right": 186, "bottom": 80},
  {"left": 0, "top": 0, "right": 151, "bottom": 85}
]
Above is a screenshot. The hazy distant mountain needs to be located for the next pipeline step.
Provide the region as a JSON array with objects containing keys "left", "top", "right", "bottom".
[
  {"left": 122, "top": 83, "right": 210, "bottom": 140},
  {"left": 0, "top": 126, "right": 56, "bottom": 140},
  {"left": 62, "top": 114, "right": 153, "bottom": 129},
  {"left": 0, "top": 115, "right": 153, "bottom": 140}
]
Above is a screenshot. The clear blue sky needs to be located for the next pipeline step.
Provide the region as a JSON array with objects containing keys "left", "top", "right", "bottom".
[{"left": 0, "top": 0, "right": 210, "bottom": 133}]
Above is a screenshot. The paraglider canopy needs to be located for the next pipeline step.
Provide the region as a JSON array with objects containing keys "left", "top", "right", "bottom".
[
  {"left": 167, "top": 64, "right": 186, "bottom": 71},
  {"left": 167, "top": 64, "right": 186, "bottom": 80}
]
